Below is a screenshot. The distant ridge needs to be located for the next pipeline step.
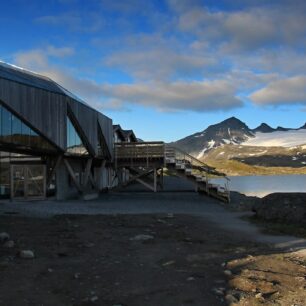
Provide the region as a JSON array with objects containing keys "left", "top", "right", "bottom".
[
  {"left": 170, "top": 117, "right": 306, "bottom": 158},
  {"left": 253, "top": 123, "right": 275, "bottom": 133}
]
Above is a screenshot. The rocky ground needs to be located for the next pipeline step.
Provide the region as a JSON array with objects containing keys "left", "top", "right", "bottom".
[{"left": 0, "top": 213, "right": 305, "bottom": 306}]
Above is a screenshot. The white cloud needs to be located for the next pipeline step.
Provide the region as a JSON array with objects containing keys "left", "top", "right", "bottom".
[
  {"left": 101, "top": 80, "right": 243, "bottom": 112},
  {"left": 105, "top": 49, "right": 217, "bottom": 80},
  {"left": 249, "top": 76, "right": 306, "bottom": 105},
  {"left": 14, "top": 46, "right": 75, "bottom": 69},
  {"left": 168, "top": 3, "right": 306, "bottom": 51},
  {"left": 12, "top": 47, "right": 243, "bottom": 112}
]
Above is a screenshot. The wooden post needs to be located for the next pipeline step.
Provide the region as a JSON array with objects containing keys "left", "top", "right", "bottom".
[
  {"left": 206, "top": 173, "right": 210, "bottom": 195},
  {"left": 153, "top": 168, "right": 157, "bottom": 192},
  {"left": 160, "top": 168, "right": 164, "bottom": 190}
]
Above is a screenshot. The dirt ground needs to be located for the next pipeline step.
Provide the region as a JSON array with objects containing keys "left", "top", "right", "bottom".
[{"left": 0, "top": 213, "right": 305, "bottom": 306}]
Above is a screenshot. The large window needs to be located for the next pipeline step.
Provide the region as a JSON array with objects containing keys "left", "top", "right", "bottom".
[
  {"left": 0, "top": 104, "right": 55, "bottom": 152},
  {"left": 66, "top": 116, "right": 88, "bottom": 155},
  {"left": 0, "top": 151, "right": 42, "bottom": 198}
]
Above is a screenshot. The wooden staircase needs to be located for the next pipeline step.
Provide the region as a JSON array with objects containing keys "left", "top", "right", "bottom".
[
  {"left": 114, "top": 142, "right": 230, "bottom": 202},
  {"left": 165, "top": 146, "right": 230, "bottom": 203}
]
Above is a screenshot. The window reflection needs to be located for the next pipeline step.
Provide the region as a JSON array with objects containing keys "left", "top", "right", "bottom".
[
  {"left": 0, "top": 151, "right": 43, "bottom": 198},
  {"left": 0, "top": 104, "right": 55, "bottom": 151},
  {"left": 66, "top": 116, "right": 88, "bottom": 155}
]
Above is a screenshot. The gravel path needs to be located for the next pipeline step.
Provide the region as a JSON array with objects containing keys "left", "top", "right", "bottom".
[{"left": 1, "top": 190, "right": 305, "bottom": 251}]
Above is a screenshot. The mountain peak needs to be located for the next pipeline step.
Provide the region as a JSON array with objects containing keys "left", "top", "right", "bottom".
[
  {"left": 222, "top": 116, "right": 244, "bottom": 124},
  {"left": 299, "top": 122, "right": 306, "bottom": 129},
  {"left": 211, "top": 116, "right": 250, "bottom": 131},
  {"left": 253, "top": 123, "right": 275, "bottom": 133}
]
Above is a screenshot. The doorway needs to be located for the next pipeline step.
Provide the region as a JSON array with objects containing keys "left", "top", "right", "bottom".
[{"left": 11, "top": 164, "right": 46, "bottom": 200}]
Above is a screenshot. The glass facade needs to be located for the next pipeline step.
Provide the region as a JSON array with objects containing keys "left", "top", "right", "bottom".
[
  {"left": 66, "top": 116, "right": 88, "bottom": 155},
  {"left": 0, "top": 103, "right": 55, "bottom": 151},
  {"left": 0, "top": 151, "right": 42, "bottom": 198}
]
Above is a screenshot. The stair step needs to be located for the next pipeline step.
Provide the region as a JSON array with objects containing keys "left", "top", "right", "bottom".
[
  {"left": 175, "top": 164, "right": 186, "bottom": 170},
  {"left": 194, "top": 175, "right": 205, "bottom": 182},
  {"left": 185, "top": 168, "right": 192, "bottom": 174},
  {"left": 166, "top": 158, "right": 175, "bottom": 164}
]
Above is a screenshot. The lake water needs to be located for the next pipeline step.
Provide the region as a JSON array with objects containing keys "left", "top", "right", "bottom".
[{"left": 214, "top": 174, "right": 306, "bottom": 198}]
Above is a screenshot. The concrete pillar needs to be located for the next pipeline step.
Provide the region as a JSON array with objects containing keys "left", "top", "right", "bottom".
[{"left": 56, "top": 160, "right": 80, "bottom": 200}]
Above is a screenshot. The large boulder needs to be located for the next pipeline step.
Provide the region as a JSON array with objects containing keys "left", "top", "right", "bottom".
[{"left": 253, "top": 193, "right": 306, "bottom": 224}]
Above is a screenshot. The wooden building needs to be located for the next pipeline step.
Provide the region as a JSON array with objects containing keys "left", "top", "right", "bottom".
[
  {"left": 0, "top": 61, "right": 230, "bottom": 202},
  {"left": 0, "top": 61, "right": 116, "bottom": 200}
]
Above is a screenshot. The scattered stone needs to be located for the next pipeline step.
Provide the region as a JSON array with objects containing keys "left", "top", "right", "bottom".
[
  {"left": 255, "top": 292, "right": 264, "bottom": 300},
  {"left": 47, "top": 268, "right": 53, "bottom": 273},
  {"left": 19, "top": 250, "right": 35, "bottom": 259},
  {"left": 187, "top": 277, "right": 195, "bottom": 281},
  {"left": 225, "top": 294, "right": 238, "bottom": 304},
  {"left": 74, "top": 273, "right": 81, "bottom": 279},
  {"left": 130, "top": 234, "right": 154, "bottom": 241},
  {"left": 212, "top": 288, "right": 225, "bottom": 296},
  {"left": 0, "top": 232, "right": 10, "bottom": 242},
  {"left": 224, "top": 270, "right": 232, "bottom": 276},
  {"left": 90, "top": 296, "right": 98, "bottom": 302},
  {"left": 162, "top": 260, "right": 175, "bottom": 267},
  {"left": 3, "top": 240, "right": 14, "bottom": 248}
]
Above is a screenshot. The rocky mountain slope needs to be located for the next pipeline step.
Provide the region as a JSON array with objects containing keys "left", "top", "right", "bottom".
[{"left": 170, "top": 117, "right": 306, "bottom": 175}]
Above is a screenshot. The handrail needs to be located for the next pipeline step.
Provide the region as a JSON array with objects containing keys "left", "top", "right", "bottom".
[{"left": 165, "top": 145, "right": 228, "bottom": 178}]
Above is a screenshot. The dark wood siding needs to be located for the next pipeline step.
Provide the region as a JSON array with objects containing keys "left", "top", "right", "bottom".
[
  {"left": 98, "top": 113, "right": 113, "bottom": 159},
  {"left": 0, "top": 77, "right": 114, "bottom": 157},
  {"left": 68, "top": 99, "right": 98, "bottom": 156},
  {"left": 0, "top": 78, "right": 67, "bottom": 150}
]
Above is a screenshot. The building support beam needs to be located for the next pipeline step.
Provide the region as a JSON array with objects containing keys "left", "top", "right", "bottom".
[
  {"left": 153, "top": 168, "right": 157, "bottom": 192},
  {"left": 63, "top": 159, "right": 82, "bottom": 192},
  {"left": 46, "top": 155, "right": 62, "bottom": 189},
  {"left": 122, "top": 168, "right": 154, "bottom": 186},
  {"left": 135, "top": 178, "right": 156, "bottom": 192},
  {"left": 83, "top": 158, "right": 93, "bottom": 187},
  {"left": 95, "top": 160, "right": 106, "bottom": 190}
]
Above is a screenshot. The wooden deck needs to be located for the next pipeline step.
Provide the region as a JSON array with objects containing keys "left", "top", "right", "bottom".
[
  {"left": 115, "top": 142, "right": 165, "bottom": 167},
  {"left": 115, "top": 142, "right": 230, "bottom": 202}
]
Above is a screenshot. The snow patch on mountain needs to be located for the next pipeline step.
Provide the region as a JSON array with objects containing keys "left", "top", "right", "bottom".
[
  {"left": 208, "top": 139, "right": 215, "bottom": 148},
  {"left": 242, "top": 130, "right": 306, "bottom": 147}
]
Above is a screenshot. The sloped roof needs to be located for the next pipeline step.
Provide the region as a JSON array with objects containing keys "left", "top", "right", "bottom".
[
  {"left": 0, "top": 61, "right": 89, "bottom": 107},
  {"left": 122, "top": 129, "right": 137, "bottom": 142}
]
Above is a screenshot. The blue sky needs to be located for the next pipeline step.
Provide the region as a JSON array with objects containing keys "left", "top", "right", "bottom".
[{"left": 1, "top": 0, "right": 306, "bottom": 141}]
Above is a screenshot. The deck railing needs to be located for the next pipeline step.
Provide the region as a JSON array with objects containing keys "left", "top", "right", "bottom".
[
  {"left": 165, "top": 146, "right": 227, "bottom": 177},
  {"left": 115, "top": 142, "right": 165, "bottom": 167}
]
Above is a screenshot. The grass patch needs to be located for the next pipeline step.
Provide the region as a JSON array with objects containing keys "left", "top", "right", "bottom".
[{"left": 245, "top": 215, "right": 306, "bottom": 239}]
